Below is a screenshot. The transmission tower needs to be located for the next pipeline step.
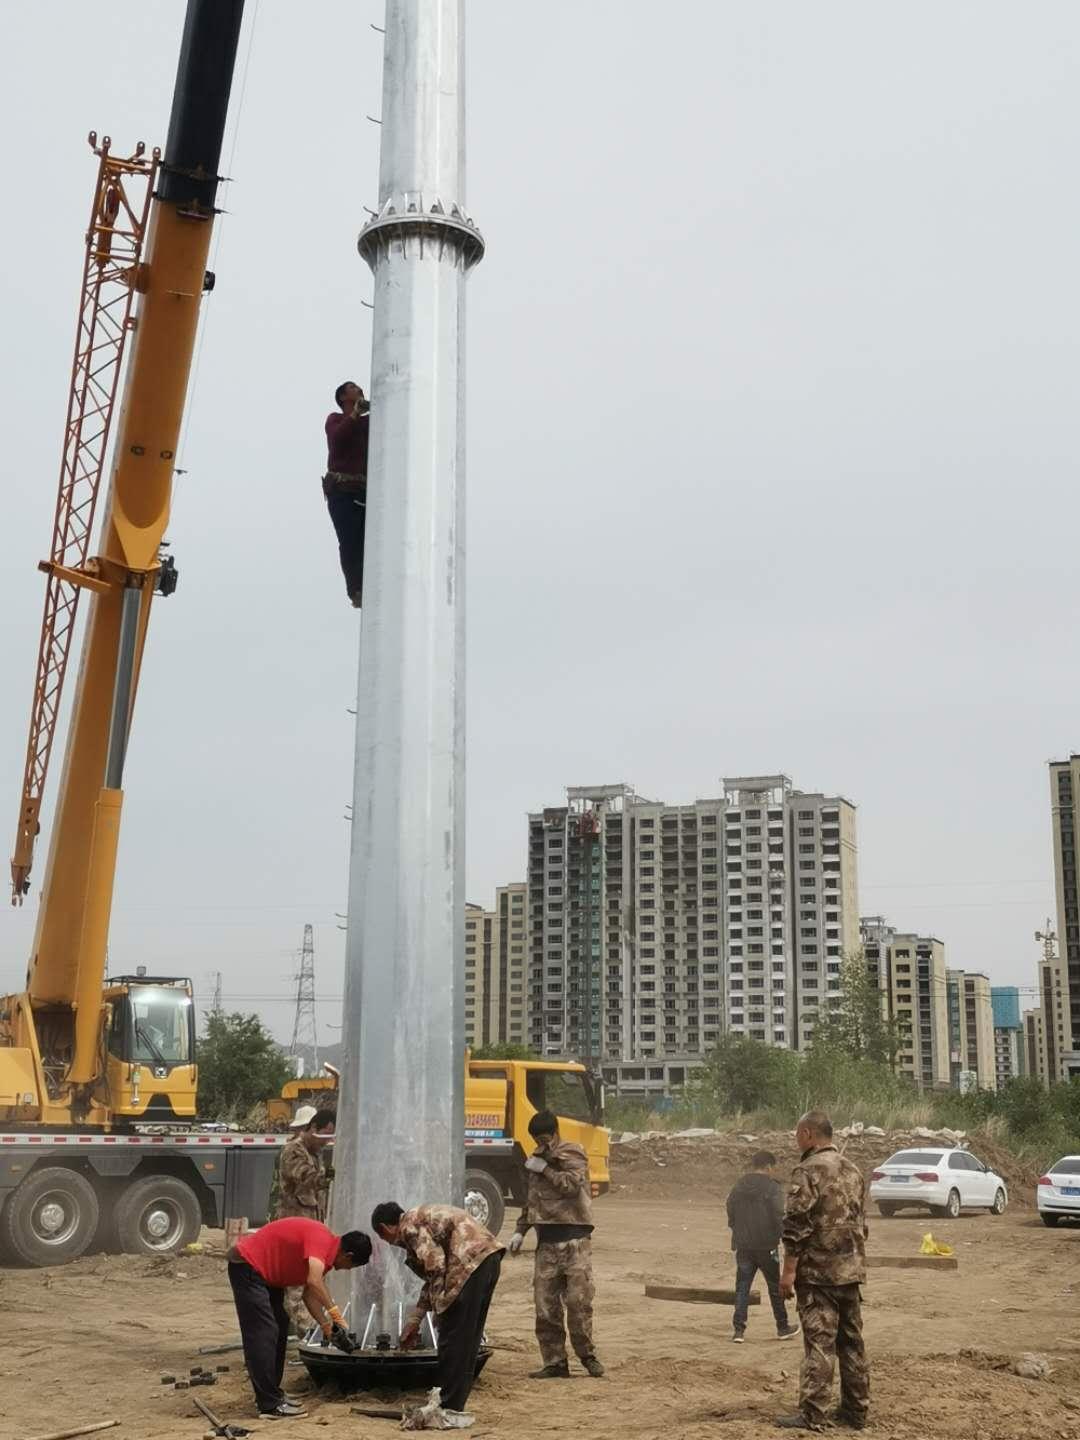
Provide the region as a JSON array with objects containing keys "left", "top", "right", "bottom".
[
  {"left": 290, "top": 924, "right": 319, "bottom": 1075},
  {"left": 210, "top": 971, "right": 223, "bottom": 1016}
]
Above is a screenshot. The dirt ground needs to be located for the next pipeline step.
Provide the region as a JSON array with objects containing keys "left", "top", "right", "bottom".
[{"left": 2, "top": 1150, "right": 1078, "bottom": 1440}]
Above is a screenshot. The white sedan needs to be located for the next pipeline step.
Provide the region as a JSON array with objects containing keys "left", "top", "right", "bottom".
[
  {"left": 1037, "top": 1155, "right": 1080, "bottom": 1226},
  {"left": 870, "top": 1148, "right": 1008, "bottom": 1219}
]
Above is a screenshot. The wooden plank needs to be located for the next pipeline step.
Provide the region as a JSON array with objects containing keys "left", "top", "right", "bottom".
[
  {"left": 866, "top": 1255, "right": 958, "bottom": 1271},
  {"left": 23, "top": 1422, "right": 120, "bottom": 1440},
  {"left": 645, "top": 1283, "right": 760, "bottom": 1306}
]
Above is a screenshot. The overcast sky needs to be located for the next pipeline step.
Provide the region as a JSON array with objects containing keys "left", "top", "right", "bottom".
[{"left": 0, "top": 2, "right": 1075, "bottom": 1043}]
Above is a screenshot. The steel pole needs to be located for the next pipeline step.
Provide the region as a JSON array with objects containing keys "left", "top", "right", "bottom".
[{"left": 331, "top": 0, "right": 483, "bottom": 1340}]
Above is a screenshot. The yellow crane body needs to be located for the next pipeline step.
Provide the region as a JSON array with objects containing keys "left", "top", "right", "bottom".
[{"left": 1, "top": 0, "right": 246, "bottom": 1128}]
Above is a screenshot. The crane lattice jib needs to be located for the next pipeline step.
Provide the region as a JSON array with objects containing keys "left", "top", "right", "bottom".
[{"left": 10, "top": 134, "right": 159, "bottom": 905}]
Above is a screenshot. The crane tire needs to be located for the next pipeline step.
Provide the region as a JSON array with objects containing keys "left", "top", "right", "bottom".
[
  {"left": 1, "top": 1166, "right": 101, "bottom": 1267},
  {"left": 115, "top": 1175, "right": 202, "bottom": 1255}
]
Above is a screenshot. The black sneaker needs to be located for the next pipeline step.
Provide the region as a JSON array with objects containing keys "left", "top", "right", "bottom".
[
  {"left": 529, "top": 1361, "right": 570, "bottom": 1379},
  {"left": 259, "top": 1400, "right": 308, "bottom": 1419},
  {"left": 777, "top": 1323, "right": 801, "bottom": 1341},
  {"left": 732, "top": 1330, "right": 746, "bottom": 1344}
]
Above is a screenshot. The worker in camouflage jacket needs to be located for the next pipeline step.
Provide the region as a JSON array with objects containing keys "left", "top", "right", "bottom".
[
  {"left": 275, "top": 1106, "right": 335, "bottom": 1332},
  {"left": 777, "top": 1110, "right": 869, "bottom": 1432},
  {"left": 277, "top": 1106, "right": 335, "bottom": 1220},
  {"left": 509, "top": 1109, "right": 605, "bottom": 1380},
  {"left": 372, "top": 1201, "right": 504, "bottom": 1414}
]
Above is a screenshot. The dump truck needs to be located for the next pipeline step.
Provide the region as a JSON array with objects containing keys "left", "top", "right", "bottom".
[{"left": 270, "top": 1055, "right": 610, "bottom": 1234}]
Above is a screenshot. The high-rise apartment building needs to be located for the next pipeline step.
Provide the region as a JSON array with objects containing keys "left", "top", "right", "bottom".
[
  {"left": 1047, "top": 757, "right": 1080, "bottom": 1079},
  {"left": 526, "top": 775, "right": 858, "bottom": 1077},
  {"left": 860, "top": 918, "right": 949, "bottom": 1089},
  {"left": 991, "top": 986, "right": 1025, "bottom": 1088},
  {"left": 1024, "top": 1006, "right": 1046, "bottom": 1082},
  {"left": 464, "top": 883, "right": 528, "bottom": 1049},
  {"left": 945, "top": 970, "right": 996, "bottom": 1091}
]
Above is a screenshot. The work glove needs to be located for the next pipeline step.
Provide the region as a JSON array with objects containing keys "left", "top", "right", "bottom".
[
  {"left": 508, "top": 1232, "right": 524, "bottom": 1256},
  {"left": 323, "top": 1164, "right": 336, "bottom": 1182},
  {"left": 524, "top": 1155, "right": 548, "bottom": 1174}
]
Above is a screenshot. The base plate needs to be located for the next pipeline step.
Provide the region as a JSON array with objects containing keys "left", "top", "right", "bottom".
[{"left": 298, "top": 1342, "right": 491, "bottom": 1392}]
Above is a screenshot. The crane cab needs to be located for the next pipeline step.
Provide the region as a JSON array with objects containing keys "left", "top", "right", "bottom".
[{"left": 102, "top": 975, "right": 197, "bottom": 1123}]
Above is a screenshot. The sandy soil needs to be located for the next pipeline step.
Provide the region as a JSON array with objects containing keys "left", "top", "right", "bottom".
[{"left": 1, "top": 1160, "right": 1078, "bottom": 1440}]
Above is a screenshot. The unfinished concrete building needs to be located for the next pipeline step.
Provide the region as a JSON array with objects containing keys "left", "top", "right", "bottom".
[
  {"left": 860, "top": 918, "right": 950, "bottom": 1089},
  {"left": 526, "top": 774, "right": 859, "bottom": 1087},
  {"left": 464, "top": 884, "right": 528, "bottom": 1050}
]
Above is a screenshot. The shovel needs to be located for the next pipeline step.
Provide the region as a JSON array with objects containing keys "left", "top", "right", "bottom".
[{"left": 192, "top": 1397, "right": 252, "bottom": 1439}]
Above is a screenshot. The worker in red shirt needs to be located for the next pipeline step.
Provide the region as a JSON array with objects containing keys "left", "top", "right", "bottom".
[
  {"left": 323, "top": 380, "right": 370, "bottom": 608},
  {"left": 227, "top": 1215, "right": 371, "bottom": 1419}
]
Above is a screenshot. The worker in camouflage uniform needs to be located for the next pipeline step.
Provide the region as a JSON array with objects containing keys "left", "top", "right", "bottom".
[
  {"left": 275, "top": 1106, "right": 335, "bottom": 1333},
  {"left": 777, "top": 1110, "right": 869, "bottom": 1432},
  {"left": 509, "top": 1109, "right": 604, "bottom": 1379},
  {"left": 373, "top": 1200, "right": 505, "bottom": 1414}
]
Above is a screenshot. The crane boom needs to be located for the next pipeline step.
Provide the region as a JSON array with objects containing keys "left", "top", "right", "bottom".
[
  {"left": 2, "top": 0, "right": 245, "bottom": 1127},
  {"left": 10, "top": 137, "right": 158, "bottom": 906}
]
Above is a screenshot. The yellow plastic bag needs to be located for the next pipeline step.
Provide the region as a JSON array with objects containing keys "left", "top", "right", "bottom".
[{"left": 920, "top": 1233, "right": 955, "bottom": 1258}]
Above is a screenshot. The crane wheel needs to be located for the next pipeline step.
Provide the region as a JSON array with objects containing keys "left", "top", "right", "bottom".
[
  {"left": 1, "top": 1166, "right": 101, "bottom": 1267},
  {"left": 463, "top": 1170, "right": 505, "bottom": 1234},
  {"left": 115, "top": 1175, "right": 202, "bottom": 1255}
]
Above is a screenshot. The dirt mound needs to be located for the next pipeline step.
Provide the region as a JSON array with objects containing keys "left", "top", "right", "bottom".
[{"left": 609, "top": 1127, "right": 1042, "bottom": 1204}]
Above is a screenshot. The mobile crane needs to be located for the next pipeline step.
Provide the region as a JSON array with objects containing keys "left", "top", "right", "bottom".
[{"left": 0, "top": 1, "right": 284, "bottom": 1266}]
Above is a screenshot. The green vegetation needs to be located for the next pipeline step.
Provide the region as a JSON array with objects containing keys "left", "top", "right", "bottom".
[
  {"left": 197, "top": 1011, "right": 292, "bottom": 1123},
  {"left": 471, "top": 1043, "right": 538, "bottom": 1060},
  {"left": 603, "top": 959, "right": 1080, "bottom": 1164}
]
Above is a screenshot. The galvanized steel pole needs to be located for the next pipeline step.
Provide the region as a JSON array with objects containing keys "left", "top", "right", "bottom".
[{"left": 330, "top": 0, "right": 483, "bottom": 1342}]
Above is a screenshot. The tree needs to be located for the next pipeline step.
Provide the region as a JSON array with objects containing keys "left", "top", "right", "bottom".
[
  {"left": 687, "top": 1033, "right": 800, "bottom": 1115},
  {"left": 471, "top": 1043, "right": 538, "bottom": 1061},
  {"left": 810, "top": 949, "right": 908, "bottom": 1069},
  {"left": 198, "top": 1012, "right": 292, "bottom": 1122}
]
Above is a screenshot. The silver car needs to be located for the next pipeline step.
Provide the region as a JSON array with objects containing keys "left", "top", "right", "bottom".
[
  {"left": 870, "top": 1147, "right": 1008, "bottom": 1218},
  {"left": 1037, "top": 1155, "right": 1080, "bottom": 1226}
]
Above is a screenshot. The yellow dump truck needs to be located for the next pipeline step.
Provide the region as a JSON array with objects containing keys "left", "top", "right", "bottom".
[{"left": 271, "top": 1056, "right": 609, "bottom": 1233}]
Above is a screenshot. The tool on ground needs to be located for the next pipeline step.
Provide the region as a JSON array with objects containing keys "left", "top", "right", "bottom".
[{"left": 192, "top": 1396, "right": 252, "bottom": 1439}]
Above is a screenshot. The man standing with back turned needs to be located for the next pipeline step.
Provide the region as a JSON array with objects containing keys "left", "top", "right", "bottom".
[
  {"left": 776, "top": 1110, "right": 869, "bottom": 1432},
  {"left": 726, "top": 1149, "right": 800, "bottom": 1345},
  {"left": 323, "top": 380, "right": 369, "bottom": 607}
]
